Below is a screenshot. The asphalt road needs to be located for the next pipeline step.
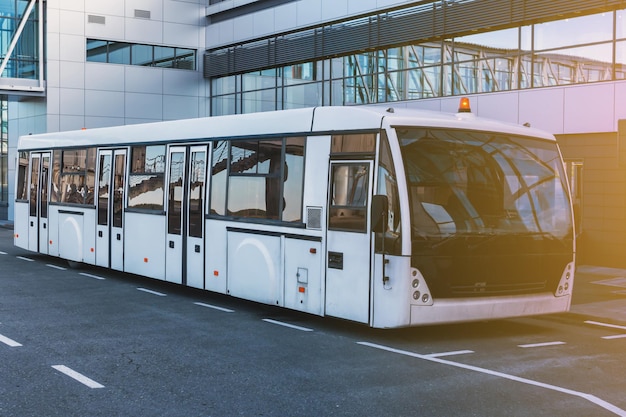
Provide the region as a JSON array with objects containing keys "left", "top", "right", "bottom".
[{"left": 1, "top": 226, "right": 625, "bottom": 417}]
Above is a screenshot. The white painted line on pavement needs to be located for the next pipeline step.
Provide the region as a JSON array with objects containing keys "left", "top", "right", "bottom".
[
  {"left": 358, "top": 341, "right": 626, "bottom": 417},
  {"left": 137, "top": 287, "right": 166, "bottom": 296},
  {"left": 46, "top": 264, "right": 67, "bottom": 270},
  {"left": 194, "top": 302, "right": 234, "bottom": 313},
  {"left": 585, "top": 320, "right": 626, "bottom": 331},
  {"left": 0, "top": 334, "right": 22, "bottom": 347},
  {"left": 79, "top": 272, "right": 105, "bottom": 280},
  {"left": 424, "top": 350, "right": 474, "bottom": 358},
  {"left": 518, "top": 341, "right": 566, "bottom": 348},
  {"left": 262, "top": 318, "right": 313, "bottom": 332},
  {"left": 602, "top": 334, "right": 626, "bottom": 340},
  {"left": 0, "top": 250, "right": 7, "bottom": 255},
  {"left": 16, "top": 256, "right": 34, "bottom": 262},
  {"left": 52, "top": 365, "right": 104, "bottom": 389}
]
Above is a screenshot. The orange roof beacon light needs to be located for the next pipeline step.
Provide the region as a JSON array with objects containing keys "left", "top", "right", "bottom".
[{"left": 458, "top": 97, "right": 472, "bottom": 113}]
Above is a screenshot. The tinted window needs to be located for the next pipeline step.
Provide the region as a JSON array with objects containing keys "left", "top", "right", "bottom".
[{"left": 128, "top": 145, "right": 165, "bottom": 210}]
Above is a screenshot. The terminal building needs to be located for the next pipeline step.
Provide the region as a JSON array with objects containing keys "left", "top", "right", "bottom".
[{"left": 2, "top": 0, "right": 626, "bottom": 267}]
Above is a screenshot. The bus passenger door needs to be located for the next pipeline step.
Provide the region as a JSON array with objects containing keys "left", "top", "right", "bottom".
[
  {"left": 165, "top": 145, "right": 207, "bottom": 288},
  {"left": 28, "top": 152, "right": 50, "bottom": 253},
  {"left": 185, "top": 146, "right": 207, "bottom": 289},
  {"left": 166, "top": 147, "right": 186, "bottom": 285},
  {"left": 96, "top": 149, "right": 126, "bottom": 270},
  {"left": 325, "top": 161, "right": 374, "bottom": 324}
]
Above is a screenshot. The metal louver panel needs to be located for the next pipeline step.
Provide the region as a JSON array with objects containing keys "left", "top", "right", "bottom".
[{"left": 204, "top": 0, "right": 626, "bottom": 78}]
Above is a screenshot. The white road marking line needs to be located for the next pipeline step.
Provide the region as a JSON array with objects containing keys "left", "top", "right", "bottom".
[
  {"left": 0, "top": 250, "right": 7, "bottom": 255},
  {"left": 602, "top": 334, "right": 626, "bottom": 340},
  {"left": 424, "top": 350, "right": 474, "bottom": 358},
  {"left": 52, "top": 365, "right": 104, "bottom": 389},
  {"left": 79, "top": 272, "right": 105, "bottom": 280},
  {"left": 137, "top": 288, "right": 166, "bottom": 296},
  {"left": 0, "top": 334, "right": 22, "bottom": 347},
  {"left": 262, "top": 318, "right": 313, "bottom": 332},
  {"left": 194, "top": 302, "right": 234, "bottom": 313},
  {"left": 591, "top": 277, "right": 626, "bottom": 288},
  {"left": 358, "top": 341, "right": 626, "bottom": 417},
  {"left": 518, "top": 341, "right": 566, "bottom": 348},
  {"left": 16, "top": 256, "right": 34, "bottom": 262},
  {"left": 585, "top": 320, "right": 626, "bottom": 332},
  {"left": 46, "top": 264, "right": 67, "bottom": 270}
]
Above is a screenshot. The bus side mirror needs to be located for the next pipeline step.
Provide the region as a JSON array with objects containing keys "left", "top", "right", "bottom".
[{"left": 371, "top": 195, "right": 388, "bottom": 234}]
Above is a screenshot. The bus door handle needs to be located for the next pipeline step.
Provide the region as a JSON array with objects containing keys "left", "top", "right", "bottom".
[
  {"left": 116, "top": 233, "right": 121, "bottom": 241},
  {"left": 169, "top": 241, "right": 175, "bottom": 249}
]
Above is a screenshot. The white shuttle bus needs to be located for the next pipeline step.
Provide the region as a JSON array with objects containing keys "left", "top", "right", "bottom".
[{"left": 14, "top": 101, "right": 574, "bottom": 328}]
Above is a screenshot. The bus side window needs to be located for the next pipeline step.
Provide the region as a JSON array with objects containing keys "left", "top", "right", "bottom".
[
  {"left": 329, "top": 163, "right": 369, "bottom": 232},
  {"left": 210, "top": 137, "right": 305, "bottom": 223},
  {"left": 58, "top": 148, "right": 96, "bottom": 205},
  {"left": 128, "top": 145, "right": 166, "bottom": 211},
  {"left": 16, "top": 152, "right": 29, "bottom": 200}
]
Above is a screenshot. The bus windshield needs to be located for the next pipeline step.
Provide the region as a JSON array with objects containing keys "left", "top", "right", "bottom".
[{"left": 397, "top": 128, "right": 573, "bottom": 241}]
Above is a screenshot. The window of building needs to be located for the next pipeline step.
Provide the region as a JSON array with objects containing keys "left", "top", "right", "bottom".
[
  {"left": 128, "top": 145, "right": 166, "bottom": 211},
  {"left": 0, "top": 1, "right": 40, "bottom": 80},
  {"left": 210, "top": 8, "right": 626, "bottom": 115},
  {"left": 86, "top": 39, "right": 196, "bottom": 70}
]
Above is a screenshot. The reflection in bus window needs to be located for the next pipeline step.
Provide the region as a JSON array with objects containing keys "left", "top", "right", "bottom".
[
  {"left": 210, "top": 137, "right": 305, "bottom": 222},
  {"left": 128, "top": 145, "right": 165, "bottom": 210},
  {"left": 329, "top": 163, "right": 369, "bottom": 232},
  {"left": 229, "top": 139, "right": 282, "bottom": 219},
  {"left": 29, "top": 155, "right": 40, "bottom": 216},
  {"left": 113, "top": 154, "right": 125, "bottom": 227},
  {"left": 57, "top": 148, "right": 96, "bottom": 205},
  {"left": 398, "top": 128, "right": 572, "bottom": 239},
  {"left": 189, "top": 150, "right": 206, "bottom": 238},
  {"left": 168, "top": 152, "right": 185, "bottom": 234},
  {"left": 16, "top": 152, "right": 29, "bottom": 200},
  {"left": 210, "top": 141, "right": 228, "bottom": 216},
  {"left": 98, "top": 154, "right": 111, "bottom": 226},
  {"left": 377, "top": 131, "right": 401, "bottom": 254}
]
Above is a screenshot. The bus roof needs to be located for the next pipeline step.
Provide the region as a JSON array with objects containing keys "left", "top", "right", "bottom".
[{"left": 17, "top": 105, "right": 555, "bottom": 150}]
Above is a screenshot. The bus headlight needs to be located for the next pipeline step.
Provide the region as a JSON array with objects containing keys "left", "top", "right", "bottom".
[
  {"left": 412, "top": 279, "right": 419, "bottom": 288},
  {"left": 413, "top": 291, "right": 420, "bottom": 300}
]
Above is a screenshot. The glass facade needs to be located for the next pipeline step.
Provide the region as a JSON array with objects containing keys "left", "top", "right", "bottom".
[
  {"left": 0, "top": 0, "right": 40, "bottom": 79},
  {"left": 211, "top": 9, "right": 626, "bottom": 115},
  {"left": 86, "top": 39, "right": 196, "bottom": 70}
]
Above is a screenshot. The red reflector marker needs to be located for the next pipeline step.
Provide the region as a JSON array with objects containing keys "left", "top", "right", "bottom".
[
  {"left": 298, "top": 287, "right": 306, "bottom": 293},
  {"left": 309, "top": 248, "right": 317, "bottom": 254},
  {"left": 144, "top": 257, "right": 149, "bottom": 263},
  {"left": 214, "top": 270, "right": 219, "bottom": 276}
]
